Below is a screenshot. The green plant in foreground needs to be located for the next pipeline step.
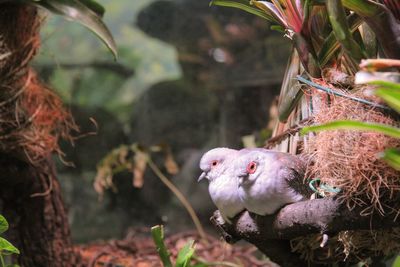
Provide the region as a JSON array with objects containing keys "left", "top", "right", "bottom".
[
  {"left": 151, "top": 225, "right": 241, "bottom": 267},
  {"left": 0, "top": 215, "right": 20, "bottom": 267}
]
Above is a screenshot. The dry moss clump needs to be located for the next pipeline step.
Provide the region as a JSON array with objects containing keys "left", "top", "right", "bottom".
[
  {"left": 306, "top": 86, "right": 400, "bottom": 215},
  {"left": 0, "top": 8, "right": 77, "bottom": 165}
]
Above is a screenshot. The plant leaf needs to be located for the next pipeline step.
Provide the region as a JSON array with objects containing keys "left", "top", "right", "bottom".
[
  {"left": 250, "top": 0, "right": 285, "bottom": 26},
  {"left": 368, "top": 80, "right": 400, "bottom": 90},
  {"left": 175, "top": 240, "right": 196, "bottom": 267},
  {"left": 0, "top": 237, "right": 20, "bottom": 255},
  {"left": 32, "top": 0, "right": 117, "bottom": 59},
  {"left": 326, "top": 0, "right": 365, "bottom": 62},
  {"left": 301, "top": 120, "right": 400, "bottom": 138},
  {"left": 277, "top": 49, "right": 302, "bottom": 122},
  {"left": 382, "top": 149, "right": 400, "bottom": 171},
  {"left": 318, "top": 13, "right": 362, "bottom": 67},
  {"left": 151, "top": 225, "right": 173, "bottom": 267},
  {"left": 79, "top": 0, "right": 105, "bottom": 17},
  {"left": 0, "top": 215, "right": 8, "bottom": 235},
  {"left": 342, "top": 0, "right": 400, "bottom": 59},
  {"left": 191, "top": 264, "right": 208, "bottom": 267},
  {"left": 210, "top": 0, "right": 278, "bottom": 23},
  {"left": 375, "top": 88, "right": 400, "bottom": 113}
]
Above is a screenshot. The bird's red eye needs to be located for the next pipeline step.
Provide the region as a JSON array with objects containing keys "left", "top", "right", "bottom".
[
  {"left": 211, "top": 160, "right": 218, "bottom": 167},
  {"left": 246, "top": 161, "right": 257, "bottom": 174}
]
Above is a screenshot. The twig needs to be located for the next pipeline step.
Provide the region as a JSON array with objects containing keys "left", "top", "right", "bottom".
[
  {"left": 147, "top": 157, "right": 208, "bottom": 243},
  {"left": 30, "top": 172, "right": 53, "bottom": 198}
]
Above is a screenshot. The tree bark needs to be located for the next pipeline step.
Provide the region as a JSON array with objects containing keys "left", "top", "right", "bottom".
[
  {"left": 211, "top": 198, "right": 400, "bottom": 266},
  {"left": 0, "top": 155, "right": 81, "bottom": 266},
  {"left": 0, "top": 4, "right": 81, "bottom": 266}
]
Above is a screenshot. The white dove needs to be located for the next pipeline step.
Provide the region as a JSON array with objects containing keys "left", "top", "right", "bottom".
[
  {"left": 235, "top": 148, "right": 310, "bottom": 216},
  {"left": 198, "top": 147, "right": 245, "bottom": 223}
]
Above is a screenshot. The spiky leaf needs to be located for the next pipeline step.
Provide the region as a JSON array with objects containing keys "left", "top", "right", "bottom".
[{"left": 32, "top": 0, "right": 117, "bottom": 59}]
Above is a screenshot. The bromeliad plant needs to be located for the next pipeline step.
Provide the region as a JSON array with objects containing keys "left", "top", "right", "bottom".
[
  {"left": 210, "top": 0, "right": 400, "bottom": 122},
  {"left": 211, "top": 0, "right": 399, "bottom": 75}
]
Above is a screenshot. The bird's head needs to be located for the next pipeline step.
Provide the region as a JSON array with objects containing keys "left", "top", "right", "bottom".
[
  {"left": 235, "top": 150, "right": 265, "bottom": 187},
  {"left": 198, "top": 147, "right": 237, "bottom": 182}
]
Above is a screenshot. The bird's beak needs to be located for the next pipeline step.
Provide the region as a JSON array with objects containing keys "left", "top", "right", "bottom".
[{"left": 198, "top": 172, "right": 207, "bottom": 182}]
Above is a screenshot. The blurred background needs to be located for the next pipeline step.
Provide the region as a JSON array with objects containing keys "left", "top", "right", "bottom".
[{"left": 33, "top": 0, "right": 290, "bottom": 243}]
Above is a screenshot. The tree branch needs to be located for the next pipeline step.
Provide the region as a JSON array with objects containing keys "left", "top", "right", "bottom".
[
  {"left": 211, "top": 197, "right": 400, "bottom": 266},
  {"left": 211, "top": 198, "right": 400, "bottom": 242}
]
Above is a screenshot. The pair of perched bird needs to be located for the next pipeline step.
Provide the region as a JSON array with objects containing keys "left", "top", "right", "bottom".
[{"left": 198, "top": 147, "right": 310, "bottom": 223}]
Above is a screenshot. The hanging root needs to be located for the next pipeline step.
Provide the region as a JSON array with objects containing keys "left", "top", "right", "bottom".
[{"left": 0, "top": 70, "right": 78, "bottom": 164}]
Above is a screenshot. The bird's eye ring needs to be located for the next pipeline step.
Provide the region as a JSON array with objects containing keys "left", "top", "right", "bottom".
[
  {"left": 246, "top": 161, "right": 257, "bottom": 174},
  {"left": 211, "top": 160, "right": 218, "bottom": 167}
]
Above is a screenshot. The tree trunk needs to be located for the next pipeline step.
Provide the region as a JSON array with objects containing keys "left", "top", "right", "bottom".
[
  {"left": 0, "top": 4, "right": 81, "bottom": 266},
  {"left": 0, "top": 156, "right": 81, "bottom": 266}
]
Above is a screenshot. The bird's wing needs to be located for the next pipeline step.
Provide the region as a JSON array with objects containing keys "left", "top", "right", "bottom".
[{"left": 277, "top": 154, "right": 313, "bottom": 198}]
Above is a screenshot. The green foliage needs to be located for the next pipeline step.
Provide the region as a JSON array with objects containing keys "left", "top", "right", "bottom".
[
  {"left": 151, "top": 225, "right": 243, "bottom": 267},
  {"left": 301, "top": 120, "right": 400, "bottom": 139},
  {"left": 382, "top": 148, "right": 400, "bottom": 171},
  {"left": 175, "top": 240, "right": 196, "bottom": 267},
  {"left": 151, "top": 225, "right": 173, "bottom": 267},
  {"left": 27, "top": 0, "right": 117, "bottom": 58},
  {"left": 210, "top": 0, "right": 400, "bottom": 75},
  {"left": 326, "top": 0, "right": 365, "bottom": 63},
  {"left": 0, "top": 215, "right": 20, "bottom": 267},
  {"left": 209, "top": 0, "right": 277, "bottom": 22},
  {"left": 151, "top": 225, "right": 196, "bottom": 267},
  {"left": 151, "top": 225, "right": 239, "bottom": 267},
  {"left": 392, "top": 255, "right": 400, "bottom": 267}
]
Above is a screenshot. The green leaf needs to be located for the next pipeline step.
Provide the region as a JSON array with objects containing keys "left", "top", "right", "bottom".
[
  {"left": 318, "top": 13, "right": 362, "bottom": 67},
  {"left": 210, "top": 0, "right": 278, "bottom": 23},
  {"left": 382, "top": 149, "right": 400, "bottom": 171},
  {"left": 342, "top": 0, "right": 400, "bottom": 59},
  {"left": 393, "top": 255, "right": 400, "bottom": 267},
  {"left": 151, "top": 225, "right": 173, "bottom": 267},
  {"left": 369, "top": 81, "right": 400, "bottom": 91},
  {"left": 175, "top": 240, "right": 195, "bottom": 267},
  {"left": 301, "top": 120, "right": 400, "bottom": 138},
  {"left": 191, "top": 264, "right": 208, "bottom": 267},
  {"left": 375, "top": 88, "right": 400, "bottom": 113},
  {"left": 326, "top": 0, "right": 365, "bottom": 62},
  {"left": 5, "top": 265, "right": 20, "bottom": 267},
  {"left": 0, "top": 216, "right": 8, "bottom": 235},
  {"left": 32, "top": 0, "right": 117, "bottom": 59},
  {"left": 0, "top": 237, "right": 20, "bottom": 255},
  {"left": 342, "top": 0, "right": 380, "bottom": 17},
  {"left": 270, "top": 25, "right": 285, "bottom": 33}
]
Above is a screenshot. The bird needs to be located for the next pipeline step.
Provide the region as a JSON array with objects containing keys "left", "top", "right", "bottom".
[
  {"left": 198, "top": 147, "right": 245, "bottom": 223},
  {"left": 235, "top": 148, "right": 310, "bottom": 216}
]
